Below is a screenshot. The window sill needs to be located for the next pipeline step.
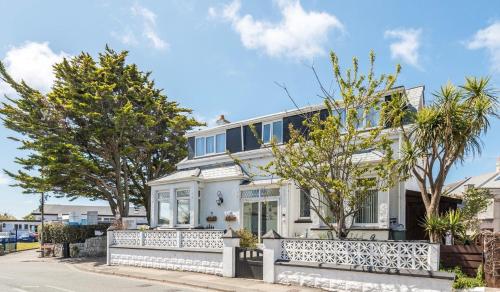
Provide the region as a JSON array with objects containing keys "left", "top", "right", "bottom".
[{"left": 294, "top": 219, "right": 312, "bottom": 224}]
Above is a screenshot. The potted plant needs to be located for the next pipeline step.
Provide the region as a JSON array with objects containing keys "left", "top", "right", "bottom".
[
  {"left": 206, "top": 215, "right": 217, "bottom": 222},
  {"left": 224, "top": 213, "right": 237, "bottom": 222}
]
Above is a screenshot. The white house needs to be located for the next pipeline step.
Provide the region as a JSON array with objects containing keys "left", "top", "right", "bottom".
[
  {"left": 445, "top": 157, "right": 500, "bottom": 232},
  {"left": 0, "top": 220, "right": 40, "bottom": 236},
  {"left": 147, "top": 86, "right": 426, "bottom": 240}
]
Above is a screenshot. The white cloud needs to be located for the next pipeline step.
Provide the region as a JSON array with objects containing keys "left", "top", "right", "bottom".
[
  {"left": 130, "top": 4, "right": 169, "bottom": 50},
  {"left": 384, "top": 28, "right": 422, "bottom": 69},
  {"left": 467, "top": 21, "right": 500, "bottom": 72},
  {"left": 0, "top": 42, "right": 68, "bottom": 96},
  {"left": 209, "top": 0, "right": 343, "bottom": 59},
  {"left": 0, "top": 173, "right": 9, "bottom": 185}
]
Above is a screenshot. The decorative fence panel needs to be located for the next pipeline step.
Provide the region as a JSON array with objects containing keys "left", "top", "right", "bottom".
[
  {"left": 280, "top": 239, "right": 439, "bottom": 271},
  {"left": 111, "top": 230, "right": 224, "bottom": 250}
]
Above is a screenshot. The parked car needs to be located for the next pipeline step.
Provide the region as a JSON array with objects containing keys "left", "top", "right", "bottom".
[{"left": 18, "top": 233, "right": 36, "bottom": 242}]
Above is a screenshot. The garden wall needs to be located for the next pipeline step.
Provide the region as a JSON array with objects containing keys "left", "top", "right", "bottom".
[{"left": 440, "top": 245, "right": 483, "bottom": 277}]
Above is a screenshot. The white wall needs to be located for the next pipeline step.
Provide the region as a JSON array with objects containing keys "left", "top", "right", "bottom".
[
  {"left": 109, "top": 247, "right": 223, "bottom": 275},
  {"left": 199, "top": 180, "right": 242, "bottom": 230},
  {"left": 275, "top": 264, "right": 453, "bottom": 292}
]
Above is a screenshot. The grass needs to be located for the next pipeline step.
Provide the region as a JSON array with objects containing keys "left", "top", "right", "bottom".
[{"left": 16, "top": 242, "right": 40, "bottom": 251}]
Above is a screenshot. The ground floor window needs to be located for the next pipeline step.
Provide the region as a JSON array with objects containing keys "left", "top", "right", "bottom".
[
  {"left": 157, "top": 191, "right": 171, "bottom": 225},
  {"left": 299, "top": 189, "right": 311, "bottom": 218},
  {"left": 176, "top": 189, "right": 191, "bottom": 225},
  {"left": 355, "top": 190, "right": 378, "bottom": 223}
]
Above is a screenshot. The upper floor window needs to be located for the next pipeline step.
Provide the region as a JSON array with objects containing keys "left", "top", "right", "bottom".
[
  {"left": 195, "top": 133, "right": 226, "bottom": 157},
  {"left": 262, "top": 120, "right": 283, "bottom": 144}
]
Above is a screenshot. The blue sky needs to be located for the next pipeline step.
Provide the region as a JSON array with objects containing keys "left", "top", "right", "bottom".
[{"left": 0, "top": 0, "right": 499, "bottom": 218}]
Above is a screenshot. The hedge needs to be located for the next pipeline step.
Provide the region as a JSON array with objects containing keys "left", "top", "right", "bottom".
[{"left": 38, "top": 223, "right": 109, "bottom": 244}]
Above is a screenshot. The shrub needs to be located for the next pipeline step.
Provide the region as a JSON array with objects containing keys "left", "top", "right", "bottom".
[
  {"left": 39, "top": 223, "right": 109, "bottom": 244},
  {"left": 236, "top": 229, "right": 258, "bottom": 248},
  {"left": 441, "top": 265, "right": 485, "bottom": 289}
]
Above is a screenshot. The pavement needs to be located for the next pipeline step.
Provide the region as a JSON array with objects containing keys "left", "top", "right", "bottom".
[{"left": 0, "top": 250, "right": 319, "bottom": 292}]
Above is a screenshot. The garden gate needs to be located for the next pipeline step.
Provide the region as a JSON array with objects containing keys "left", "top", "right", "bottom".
[{"left": 235, "top": 247, "right": 263, "bottom": 280}]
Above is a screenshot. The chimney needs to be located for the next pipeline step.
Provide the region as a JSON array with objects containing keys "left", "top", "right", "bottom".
[
  {"left": 497, "top": 157, "right": 500, "bottom": 172},
  {"left": 465, "top": 184, "right": 475, "bottom": 191},
  {"left": 216, "top": 115, "right": 230, "bottom": 126}
]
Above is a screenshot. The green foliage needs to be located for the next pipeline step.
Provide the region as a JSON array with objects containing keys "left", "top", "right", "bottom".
[
  {"left": 442, "top": 265, "right": 485, "bottom": 289},
  {"left": 248, "top": 50, "right": 401, "bottom": 238},
  {"left": 422, "top": 209, "right": 465, "bottom": 243},
  {"left": 0, "top": 46, "right": 201, "bottom": 221},
  {"left": 0, "top": 213, "right": 16, "bottom": 220},
  {"left": 387, "top": 76, "right": 498, "bottom": 233},
  {"left": 22, "top": 214, "right": 35, "bottom": 220},
  {"left": 236, "top": 229, "right": 258, "bottom": 248},
  {"left": 422, "top": 214, "right": 446, "bottom": 243},
  {"left": 39, "top": 223, "right": 108, "bottom": 244}
]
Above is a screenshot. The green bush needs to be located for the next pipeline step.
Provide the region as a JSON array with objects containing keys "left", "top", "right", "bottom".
[
  {"left": 236, "top": 229, "right": 258, "bottom": 248},
  {"left": 441, "top": 265, "right": 485, "bottom": 289},
  {"left": 38, "top": 223, "right": 109, "bottom": 244}
]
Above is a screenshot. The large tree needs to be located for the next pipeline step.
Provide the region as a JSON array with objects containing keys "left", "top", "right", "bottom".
[
  {"left": 252, "top": 51, "right": 401, "bottom": 238},
  {"left": 0, "top": 46, "right": 200, "bottom": 222},
  {"left": 386, "top": 78, "right": 497, "bottom": 241}
]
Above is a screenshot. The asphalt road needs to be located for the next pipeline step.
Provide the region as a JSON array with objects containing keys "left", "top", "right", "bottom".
[{"left": 0, "top": 250, "right": 213, "bottom": 292}]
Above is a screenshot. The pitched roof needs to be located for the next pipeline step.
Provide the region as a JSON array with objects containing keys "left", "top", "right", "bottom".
[
  {"left": 148, "top": 164, "right": 246, "bottom": 185},
  {"left": 31, "top": 204, "right": 146, "bottom": 217},
  {"left": 445, "top": 171, "right": 500, "bottom": 197}
]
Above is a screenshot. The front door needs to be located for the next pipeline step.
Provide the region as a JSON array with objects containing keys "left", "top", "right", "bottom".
[{"left": 243, "top": 200, "right": 278, "bottom": 241}]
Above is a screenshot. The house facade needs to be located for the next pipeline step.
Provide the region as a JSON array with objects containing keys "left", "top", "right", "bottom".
[
  {"left": 147, "top": 86, "right": 425, "bottom": 240},
  {"left": 0, "top": 220, "right": 40, "bottom": 236},
  {"left": 445, "top": 157, "right": 500, "bottom": 232}
]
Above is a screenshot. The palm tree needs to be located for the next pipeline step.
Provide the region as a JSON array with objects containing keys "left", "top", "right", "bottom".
[{"left": 388, "top": 77, "right": 498, "bottom": 241}]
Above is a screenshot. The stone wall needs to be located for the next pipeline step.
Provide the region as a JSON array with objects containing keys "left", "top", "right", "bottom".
[
  {"left": 52, "top": 236, "right": 107, "bottom": 258},
  {"left": 275, "top": 263, "right": 454, "bottom": 292},
  {"left": 109, "top": 247, "right": 223, "bottom": 275}
]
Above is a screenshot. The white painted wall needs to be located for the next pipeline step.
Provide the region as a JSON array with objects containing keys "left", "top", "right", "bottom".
[
  {"left": 109, "top": 247, "right": 223, "bottom": 275},
  {"left": 275, "top": 264, "right": 453, "bottom": 292},
  {"left": 199, "top": 180, "right": 242, "bottom": 230}
]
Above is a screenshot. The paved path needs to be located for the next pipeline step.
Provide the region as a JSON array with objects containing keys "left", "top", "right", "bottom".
[{"left": 0, "top": 250, "right": 212, "bottom": 292}]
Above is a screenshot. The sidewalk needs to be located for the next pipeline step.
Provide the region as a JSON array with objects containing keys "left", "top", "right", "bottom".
[{"left": 60, "top": 256, "right": 320, "bottom": 292}]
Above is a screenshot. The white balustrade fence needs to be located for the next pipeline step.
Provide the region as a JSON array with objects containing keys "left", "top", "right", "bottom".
[
  {"left": 280, "top": 239, "right": 440, "bottom": 271},
  {"left": 111, "top": 230, "right": 224, "bottom": 250}
]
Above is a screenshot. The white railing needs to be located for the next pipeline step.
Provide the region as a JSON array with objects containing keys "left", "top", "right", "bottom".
[
  {"left": 111, "top": 230, "right": 224, "bottom": 250},
  {"left": 280, "top": 239, "right": 439, "bottom": 271}
]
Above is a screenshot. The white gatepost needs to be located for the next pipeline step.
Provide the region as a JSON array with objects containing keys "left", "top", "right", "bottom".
[
  {"left": 222, "top": 228, "right": 240, "bottom": 278},
  {"left": 106, "top": 228, "right": 114, "bottom": 265},
  {"left": 428, "top": 243, "right": 440, "bottom": 271},
  {"left": 262, "top": 230, "right": 283, "bottom": 284}
]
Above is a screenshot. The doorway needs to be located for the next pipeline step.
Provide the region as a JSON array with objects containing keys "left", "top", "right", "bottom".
[{"left": 242, "top": 200, "right": 278, "bottom": 241}]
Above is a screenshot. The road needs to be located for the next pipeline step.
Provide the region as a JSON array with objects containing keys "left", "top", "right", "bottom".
[{"left": 0, "top": 250, "right": 214, "bottom": 292}]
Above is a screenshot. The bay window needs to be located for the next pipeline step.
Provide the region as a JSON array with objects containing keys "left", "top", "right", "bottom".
[
  {"left": 157, "top": 191, "right": 171, "bottom": 226},
  {"left": 176, "top": 189, "right": 191, "bottom": 225}
]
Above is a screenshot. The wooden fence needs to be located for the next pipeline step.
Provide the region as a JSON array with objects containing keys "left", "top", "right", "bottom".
[{"left": 440, "top": 245, "right": 483, "bottom": 277}]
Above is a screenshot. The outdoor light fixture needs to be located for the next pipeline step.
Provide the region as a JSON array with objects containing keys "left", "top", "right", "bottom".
[{"left": 216, "top": 191, "right": 224, "bottom": 206}]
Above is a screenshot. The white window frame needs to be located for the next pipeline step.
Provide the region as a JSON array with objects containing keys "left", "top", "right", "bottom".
[
  {"left": 299, "top": 188, "right": 311, "bottom": 219},
  {"left": 157, "top": 190, "right": 171, "bottom": 227},
  {"left": 175, "top": 188, "right": 191, "bottom": 226},
  {"left": 240, "top": 187, "right": 281, "bottom": 242},
  {"left": 194, "top": 132, "right": 226, "bottom": 158},
  {"left": 262, "top": 119, "right": 283, "bottom": 144}
]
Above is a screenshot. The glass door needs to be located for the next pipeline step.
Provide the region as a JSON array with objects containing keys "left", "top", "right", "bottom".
[{"left": 243, "top": 200, "right": 278, "bottom": 241}]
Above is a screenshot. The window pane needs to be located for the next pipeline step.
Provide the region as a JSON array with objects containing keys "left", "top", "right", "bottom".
[
  {"left": 272, "top": 121, "right": 283, "bottom": 143},
  {"left": 355, "top": 190, "right": 378, "bottom": 223},
  {"left": 366, "top": 105, "right": 380, "bottom": 128},
  {"left": 216, "top": 133, "right": 226, "bottom": 153},
  {"left": 158, "top": 201, "right": 171, "bottom": 225},
  {"left": 356, "top": 107, "right": 364, "bottom": 129},
  {"left": 300, "top": 189, "right": 311, "bottom": 218},
  {"left": 177, "top": 199, "right": 190, "bottom": 224},
  {"left": 206, "top": 136, "right": 215, "bottom": 154},
  {"left": 195, "top": 137, "right": 205, "bottom": 157},
  {"left": 263, "top": 124, "right": 271, "bottom": 143}
]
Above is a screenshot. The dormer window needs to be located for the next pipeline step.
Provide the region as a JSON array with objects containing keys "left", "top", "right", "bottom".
[
  {"left": 195, "top": 133, "right": 226, "bottom": 157},
  {"left": 262, "top": 120, "right": 283, "bottom": 144}
]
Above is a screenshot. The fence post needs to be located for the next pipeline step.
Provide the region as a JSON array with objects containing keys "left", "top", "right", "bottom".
[
  {"left": 428, "top": 243, "right": 440, "bottom": 271},
  {"left": 222, "top": 228, "right": 240, "bottom": 278},
  {"left": 106, "top": 229, "right": 113, "bottom": 265},
  {"left": 262, "top": 230, "right": 283, "bottom": 284},
  {"left": 140, "top": 231, "right": 144, "bottom": 246},
  {"left": 177, "top": 230, "right": 182, "bottom": 248}
]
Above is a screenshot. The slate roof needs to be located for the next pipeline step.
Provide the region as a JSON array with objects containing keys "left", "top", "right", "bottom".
[
  {"left": 406, "top": 86, "right": 425, "bottom": 111},
  {"left": 149, "top": 164, "right": 246, "bottom": 184}
]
